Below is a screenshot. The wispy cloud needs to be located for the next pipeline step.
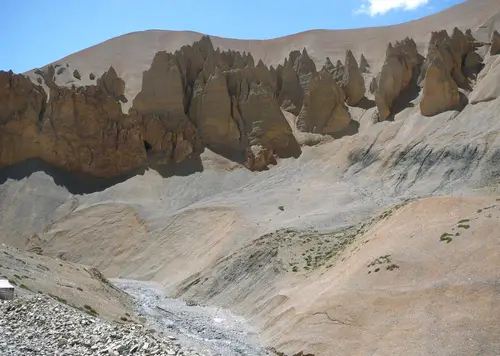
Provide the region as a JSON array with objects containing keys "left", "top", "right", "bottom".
[{"left": 355, "top": 0, "right": 430, "bottom": 16}]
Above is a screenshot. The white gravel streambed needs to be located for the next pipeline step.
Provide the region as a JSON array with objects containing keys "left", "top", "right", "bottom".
[{"left": 112, "top": 279, "right": 270, "bottom": 356}]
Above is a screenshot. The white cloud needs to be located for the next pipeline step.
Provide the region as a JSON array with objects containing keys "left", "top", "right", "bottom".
[{"left": 356, "top": 0, "right": 430, "bottom": 16}]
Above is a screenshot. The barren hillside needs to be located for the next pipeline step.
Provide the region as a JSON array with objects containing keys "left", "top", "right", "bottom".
[{"left": 1, "top": 0, "right": 500, "bottom": 355}]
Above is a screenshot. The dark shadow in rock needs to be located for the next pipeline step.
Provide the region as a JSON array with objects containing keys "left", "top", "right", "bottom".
[
  {"left": 389, "top": 84, "right": 420, "bottom": 120},
  {"left": 326, "top": 120, "right": 360, "bottom": 139},
  {"left": 149, "top": 155, "right": 204, "bottom": 178},
  {"left": 205, "top": 145, "right": 247, "bottom": 165},
  {"left": 458, "top": 91, "right": 469, "bottom": 111},
  {"left": 0, "top": 158, "right": 147, "bottom": 195},
  {"left": 353, "top": 97, "right": 375, "bottom": 110}
]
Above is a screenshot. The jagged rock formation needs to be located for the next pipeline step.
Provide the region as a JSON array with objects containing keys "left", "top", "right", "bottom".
[
  {"left": 97, "top": 66, "right": 127, "bottom": 102},
  {"left": 0, "top": 69, "right": 145, "bottom": 177},
  {"left": 418, "top": 28, "right": 477, "bottom": 89},
  {"left": 491, "top": 30, "right": 500, "bottom": 55},
  {"left": 420, "top": 55, "right": 460, "bottom": 116},
  {"left": 0, "top": 26, "right": 492, "bottom": 177},
  {"left": 419, "top": 28, "right": 483, "bottom": 115},
  {"left": 359, "top": 54, "right": 370, "bottom": 73},
  {"left": 329, "top": 50, "right": 366, "bottom": 106},
  {"left": 276, "top": 50, "right": 354, "bottom": 135},
  {"left": 296, "top": 69, "right": 351, "bottom": 134},
  {"left": 276, "top": 55, "right": 304, "bottom": 115},
  {"left": 374, "top": 38, "right": 421, "bottom": 121},
  {"left": 73, "top": 69, "right": 81, "bottom": 80},
  {"left": 189, "top": 67, "right": 241, "bottom": 152},
  {"left": 0, "top": 36, "right": 303, "bottom": 177}
]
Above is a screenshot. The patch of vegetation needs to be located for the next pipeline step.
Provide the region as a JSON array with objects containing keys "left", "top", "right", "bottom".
[
  {"left": 19, "top": 284, "right": 31, "bottom": 291},
  {"left": 48, "top": 293, "right": 68, "bottom": 305},
  {"left": 386, "top": 264, "right": 400, "bottom": 271},
  {"left": 8, "top": 279, "right": 17, "bottom": 286},
  {"left": 120, "top": 316, "right": 128, "bottom": 322},
  {"left": 77, "top": 287, "right": 83, "bottom": 292},
  {"left": 477, "top": 209, "right": 483, "bottom": 213},
  {"left": 440, "top": 233, "right": 453, "bottom": 243},
  {"left": 457, "top": 219, "right": 470, "bottom": 224},
  {"left": 367, "top": 255, "right": 399, "bottom": 274},
  {"left": 457, "top": 224, "right": 470, "bottom": 229},
  {"left": 83, "top": 304, "right": 99, "bottom": 317}
]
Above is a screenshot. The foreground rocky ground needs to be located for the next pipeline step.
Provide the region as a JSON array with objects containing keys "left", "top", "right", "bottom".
[{"left": 0, "top": 295, "right": 204, "bottom": 356}]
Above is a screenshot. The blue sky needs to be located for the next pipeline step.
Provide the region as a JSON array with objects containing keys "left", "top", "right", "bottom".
[{"left": 1, "top": 0, "right": 464, "bottom": 73}]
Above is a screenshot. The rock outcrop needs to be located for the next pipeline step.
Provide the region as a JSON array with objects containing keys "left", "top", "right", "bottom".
[
  {"left": 359, "top": 54, "right": 370, "bottom": 73},
  {"left": 418, "top": 28, "right": 483, "bottom": 116},
  {"left": 3, "top": 27, "right": 487, "bottom": 178},
  {"left": 244, "top": 145, "right": 277, "bottom": 171},
  {"left": 189, "top": 67, "right": 241, "bottom": 152},
  {"left": 296, "top": 69, "right": 351, "bottom": 134},
  {"left": 73, "top": 69, "right": 81, "bottom": 80},
  {"left": 374, "top": 38, "right": 421, "bottom": 121},
  {"left": 420, "top": 55, "right": 460, "bottom": 116},
  {"left": 97, "top": 66, "right": 126, "bottom": 102},
  {"left": 330, "top": 50, "right": 365, "bottom": 106},
  {"left": 0, "top": 69, "right": 145, "bottom": 177},
  {"left": 131, "top": 51, "right": 202, "bottom": 166},
  {"left": 491, "top": 30, "right": 500, "bottom": 56}
]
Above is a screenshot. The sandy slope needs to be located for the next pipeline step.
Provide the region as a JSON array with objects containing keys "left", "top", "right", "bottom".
[{"left": 24, "top": 0, "right": 500, "bottom": 108}]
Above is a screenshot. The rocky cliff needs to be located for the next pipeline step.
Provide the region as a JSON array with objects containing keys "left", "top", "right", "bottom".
[{"left": 0, "top": 26, "right": 495, "bottom": 178}]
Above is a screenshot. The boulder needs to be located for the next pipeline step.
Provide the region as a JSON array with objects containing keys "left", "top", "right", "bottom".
[
  {"left": 244, "top": 145, "right": 277, "bottom": 171},
  {"left": 73, "top": 69, "right": 81, "bottom": 80}
]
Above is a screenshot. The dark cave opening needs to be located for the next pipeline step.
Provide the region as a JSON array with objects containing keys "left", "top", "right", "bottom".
[{"left": 143, "top": 140, "right": 152, "bottom": 153}]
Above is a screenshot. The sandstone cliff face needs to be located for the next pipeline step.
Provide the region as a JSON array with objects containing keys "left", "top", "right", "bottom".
[
  {"left": 374, "top": 38, "right": 421, "bottom": 121},
  {"left": 0, "top": 69, "right": 145, "bottom": 177},
  {"left": 0, "top": 71, "right": 47, "bottom": 165}
]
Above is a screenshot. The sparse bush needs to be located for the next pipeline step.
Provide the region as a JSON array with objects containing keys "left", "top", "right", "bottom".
[
  {"left": 457, "top": 224, "right": 470, "bottom": 229},
  {"left": 440, "top": 233, "right": 453, "bottom": 243}
]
